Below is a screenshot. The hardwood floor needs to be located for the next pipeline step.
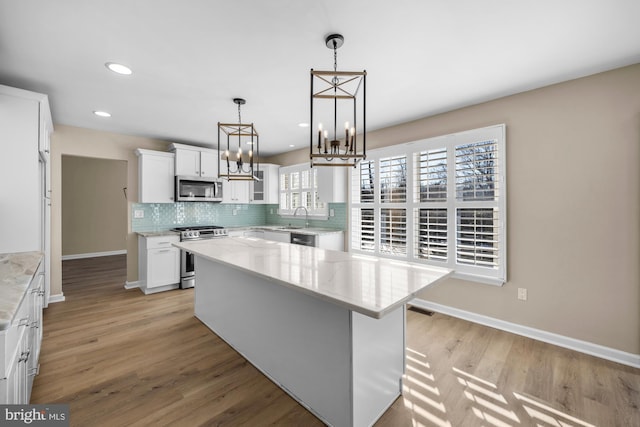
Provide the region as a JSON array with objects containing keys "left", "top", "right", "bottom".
[{"left": 32, "top": 256, "right": 639, "bottom": 426}]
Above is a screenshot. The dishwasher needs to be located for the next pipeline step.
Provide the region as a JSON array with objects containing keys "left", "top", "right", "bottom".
[{"left": 290, "top": 232, "right": 316, "bottom": 247}]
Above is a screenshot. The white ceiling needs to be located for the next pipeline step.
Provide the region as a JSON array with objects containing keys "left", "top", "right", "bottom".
[{"left": 1, "top": 0, "right": 639, "bottom": 156}]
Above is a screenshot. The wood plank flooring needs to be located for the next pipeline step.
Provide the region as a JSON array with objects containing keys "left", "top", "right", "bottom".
[{"left": 31, "top": 255, "right": 639, "bottom": 426}]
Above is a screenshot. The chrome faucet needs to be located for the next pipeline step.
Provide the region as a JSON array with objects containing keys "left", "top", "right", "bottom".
[{"left": 293, "top": 206, "right": 309, "bottom": 228}]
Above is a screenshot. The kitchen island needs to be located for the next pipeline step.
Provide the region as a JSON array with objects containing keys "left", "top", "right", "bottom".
[{"left": 175, "top": 237, "right": 451, "bottom": 427}]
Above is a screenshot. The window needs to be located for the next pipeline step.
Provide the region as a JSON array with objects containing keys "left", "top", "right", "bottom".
[
  {"left": 279, "top": 164, "right": 327, "bottom": 217},
  {"left": 350, "top": 124, "right": 506, "bottom": 285}
]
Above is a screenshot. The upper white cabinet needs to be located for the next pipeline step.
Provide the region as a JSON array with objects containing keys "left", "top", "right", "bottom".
[
  {"left": 317, "top": 167, "right": 347, "bottom": 203},
  {"left": 135, "top": 149, "right": 175, "bottom": 203},
  {"left": 222, "top": 179, "right": 250, "bottom": 204},
  {"left": 250, "top": 163, "right": 279, "bottom": 204},
  {"left": 169, "top": 143, "right": 218, "bottom": 178},
  {"left": 0, "top": 85, "right": 52, "bottom": 254},
  {"left": 0, "top": 85, "right": 52, "bottom": 306}
]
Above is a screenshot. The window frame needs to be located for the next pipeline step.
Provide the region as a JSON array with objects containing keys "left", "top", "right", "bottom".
[
  {"left": 349, "top": 124, "right": 506, "bottom": 286},
  {"left": 278, "top": 163, "right": 328, "bottom": 218}
]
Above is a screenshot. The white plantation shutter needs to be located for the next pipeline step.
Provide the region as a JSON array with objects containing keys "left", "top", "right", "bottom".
[
  {"left": 456, "top": 208, "right": 499, "bottom": 267},
  {"left": 351, "top": 208, "right": 375, "bottom": 252},
  {"left": 455, "top": 140, "right": 499, "bottom": 201},
  {"left": 380, "top": 208, "right": 407, "bottom": 255},
  {"left": 416, "top": 148, "right": 447, "bottom": 202},
  {"left": 358, "top": 160, "right": 375, "bottom": 203},
  {"left": 415, "top": 208, "right": 447, "bottom": 261},
  {"left": 380, "top": 155, "right": 407, "bottom": 203},
  {"left": 349, "top": 124, "right": 506, "bottom": 285}
]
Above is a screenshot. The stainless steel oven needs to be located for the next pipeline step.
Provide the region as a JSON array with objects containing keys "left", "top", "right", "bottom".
[{"left": 172, "top": 226, "right": 228, "bottom": 288}]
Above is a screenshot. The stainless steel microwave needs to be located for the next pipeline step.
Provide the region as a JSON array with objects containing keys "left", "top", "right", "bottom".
[{"left": 175, "top": 176, "right": 223, "bottom": 202}]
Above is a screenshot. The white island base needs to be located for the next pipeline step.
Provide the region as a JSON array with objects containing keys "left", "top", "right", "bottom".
[{"left": 195, "top": 258, "right": 405, "bottom": 427}]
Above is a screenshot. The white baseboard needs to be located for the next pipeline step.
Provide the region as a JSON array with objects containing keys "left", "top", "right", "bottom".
[
  {"left": 62, "top": 250, "right": 126, "bottom": 260},
  {"left": 48, "top": 293, "right": 66, "bottom": 304},
  {"left": 410, "top": 298, "right": 640, "bottom": 369},
  {"left": 124, "top": 280, "right": 141, "bottom": 290}
]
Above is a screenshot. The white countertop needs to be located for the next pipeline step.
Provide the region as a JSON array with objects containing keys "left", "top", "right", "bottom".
[
  {"left": 228, "top": 225, "right": 344, "bottom": 236},
  {"left": 0, "top": 251, "right": 43, "bottom": 330},
  {"left": 175, "top": 237, "right": 452, "bottom": 318}
]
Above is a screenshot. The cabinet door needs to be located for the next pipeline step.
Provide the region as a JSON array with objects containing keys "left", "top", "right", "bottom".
[
  {"left": 317, "top": 232, "right": 344, "bottom": 251},
  {"left": 251, "top": 170, "right": 265, "bottom": 203},
  {"left": 317, "top": 167, "right": 346, "bottom": 203},
  {"left": 139, "top": 152, "right": 175, "bottom": 203},
  {"left": 263, "top": 230, "right": 290, "bottom": 243},
  {"left": 175, "top": 149, "right": 200, "bottom": 176},
  {"left": 222, "top": 180, "right": 250, "bottom": 203},
  {"left": 199, "top": 151, "right": 218, "bottom": 178},
  {"left": 147, "top": 248, "right": 180, "bottom": 288},
  {"left": 0, "top": 93, "right": 41, "bottom": 253}
]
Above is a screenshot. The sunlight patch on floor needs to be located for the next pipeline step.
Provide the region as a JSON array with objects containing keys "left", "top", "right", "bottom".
[
  {"left": 454, "top": 366, "right": 521, "bottom": 425},
  {"left": 513, "top": 392, "right": 596, "bottom": 427}
]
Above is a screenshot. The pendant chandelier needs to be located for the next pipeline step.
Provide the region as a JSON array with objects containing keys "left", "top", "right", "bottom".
[
  {"left": 218, "top": 98, "right": 259, "bottom": 181},
  {"left": 310, "top": 33, "right": 366, "bottom": 167}
]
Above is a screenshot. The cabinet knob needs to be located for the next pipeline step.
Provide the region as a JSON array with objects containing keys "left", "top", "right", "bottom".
[{"left": 19, "top": 350, "right": 30, "bottom": 363}]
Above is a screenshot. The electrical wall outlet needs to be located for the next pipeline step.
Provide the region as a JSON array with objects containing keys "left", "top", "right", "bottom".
[
  {"left": 134, "top": 209, "right": 144, "bottom": 219},
  {"left": 330, "top": 209, "right": 335, "bottom": 217},
  {"left": 517, "top": 288, "right": 527, "bottom": 301}
]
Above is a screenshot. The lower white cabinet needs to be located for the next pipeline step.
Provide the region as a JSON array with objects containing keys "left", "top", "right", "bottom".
[
  {"left": 1, "top": 261, "right": 44, "bottom": 404},
  {"left": 263, "top": 230, "right": 290, "bottom": 243},
  {"left": 138, "top": 234, "right": 180, "bottom": 294}
]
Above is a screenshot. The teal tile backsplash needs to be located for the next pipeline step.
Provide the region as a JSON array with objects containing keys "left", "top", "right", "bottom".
[
  {"left": 131, "top": 202, "right": 346, "bottom": 232},
  {"left": 265, "top": 203, "right": 347, "bottom": 229}
]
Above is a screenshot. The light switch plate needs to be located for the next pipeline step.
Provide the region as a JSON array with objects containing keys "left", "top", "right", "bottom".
[{"left": 134, "top": 209, "right": 144, "bottom": 219}]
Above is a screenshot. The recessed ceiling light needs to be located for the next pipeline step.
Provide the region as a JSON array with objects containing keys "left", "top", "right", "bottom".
[
  {"left": 105, "top": 62, "right": 132, "bottom": 75},
  {"left": 298, "top": 122, "right": 309, "bottom": 128},
  {"left": 289, "top": 144, "right": 295, "bottom": 147},
  {"left": 93, "top": 111, "right": 111, "bottom": 117}
]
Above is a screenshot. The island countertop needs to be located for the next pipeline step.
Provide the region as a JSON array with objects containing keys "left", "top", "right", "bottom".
[{"left": 175, "top": 237, "right": 452, "bottom": 319}]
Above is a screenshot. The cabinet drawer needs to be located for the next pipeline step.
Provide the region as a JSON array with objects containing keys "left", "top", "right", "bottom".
[
  {"left": 1, "top": 297, "right": 30, "bottom": 379},
  {"left": 145, "top": 235, "right": 179, "bottom": 250}
]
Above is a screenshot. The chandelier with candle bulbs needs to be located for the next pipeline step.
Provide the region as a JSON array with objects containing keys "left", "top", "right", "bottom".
[
  {"left": 218, "top": 98, "right": 259, "bottom": 181},
  {"left": 310, "top": 33, "right": 366, "bottom": 167}
]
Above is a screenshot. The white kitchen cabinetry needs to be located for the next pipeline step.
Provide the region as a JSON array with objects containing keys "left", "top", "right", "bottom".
[
  {"left": 317, "top": 232, "right": 344, "bottom": 251},
  {"left": 263, "top": 230, "right": 290, "bottom": 243},
  {"left": 138, "top": 235, "right": 180, "bottom": 294},
  {"left": 0, "top": 85, "right": 52, "bottom": 305},
  {"left": 169, "top": 143, "right": 218, "bottom": 178},
  {"left": 222, "top": 180, "right": 250, "bottom": 204},
  {"left": 135, "top": 149, "right": 175, "bottom": 203},
  {"left": 317, "top": 167, "right": 347, "bottom": 203},
  {"left": 1, "top": 260, "right": 44, "bottom": 404},
  {"left": 250, "top": 163, "right": 280, "bottom": 204}
]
